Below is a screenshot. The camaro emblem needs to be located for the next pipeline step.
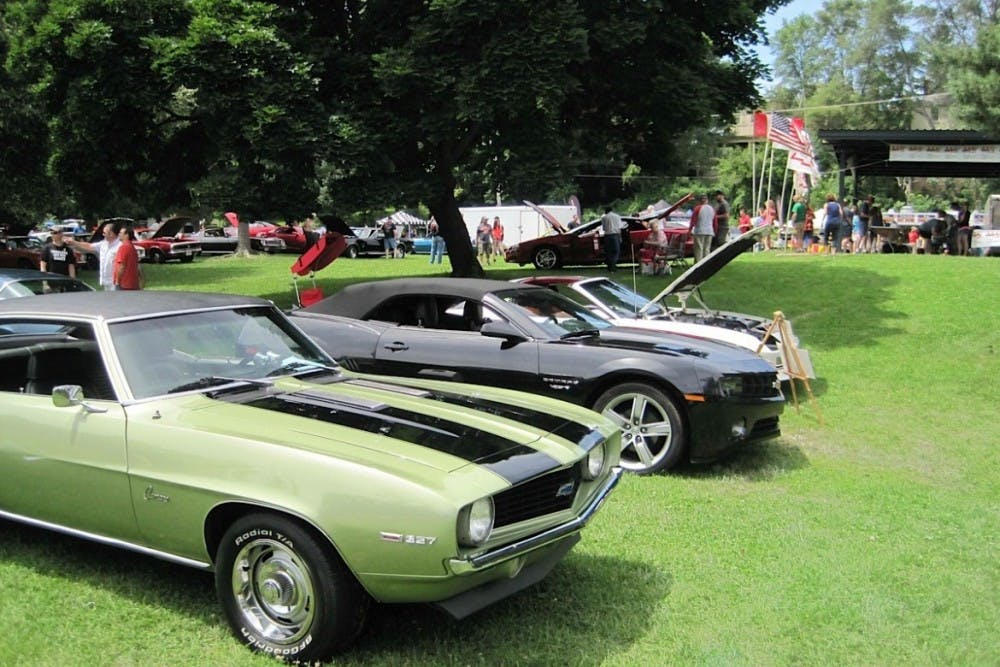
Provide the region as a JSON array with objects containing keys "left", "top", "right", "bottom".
[{"left": 555, "top": 481, "right": 576, "bottom": 498}]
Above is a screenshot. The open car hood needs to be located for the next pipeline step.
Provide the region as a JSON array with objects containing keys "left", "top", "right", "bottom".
[
  {"left": 523, "top": 200, "right": 568, "bottom": 234},
  {"left": 291, "top": 232, "right": 348, "bottom": 275},
  {"left": 153, "top": 216, "right": 191, "bottom": 239},
  {"left": 640, "top": 226, "right": 766, "bottom": 314},
  {"left": 628, "top": 193, "right": 695, "bottom": 223},
  {"left": 319, "top": 214, "right": 355, "bottom": 238}
]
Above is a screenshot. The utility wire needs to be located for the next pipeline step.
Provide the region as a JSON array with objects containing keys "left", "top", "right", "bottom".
[{"left": 771, "top": 92, "right": 951, "bottom": 114}]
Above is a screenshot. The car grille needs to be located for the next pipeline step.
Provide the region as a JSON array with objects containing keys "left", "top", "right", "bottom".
[
  {"left": 493, "top": 465, "right": 581, "bottom": 528},
  {"left": 749, "top": 416, "right": 781, "bottom": 439},
  {"left": 740, "top": 372, "right": 781, "bottom": 398}
]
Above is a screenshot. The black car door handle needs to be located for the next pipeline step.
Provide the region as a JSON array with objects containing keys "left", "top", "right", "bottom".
[
  {"left": 383, "top": 341, "right": 409, "bottom": 352},
  {"left": 419, "top": 369, "right": 457, "bottom": 380}
]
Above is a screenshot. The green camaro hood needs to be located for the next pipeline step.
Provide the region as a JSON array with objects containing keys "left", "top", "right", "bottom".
[{"left": 174, "top": 375, "right": 603, "bottom": 486}]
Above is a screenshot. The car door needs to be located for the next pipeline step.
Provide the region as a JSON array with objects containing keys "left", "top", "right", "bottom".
[
  {"left": 370, "top": 297, "right": 544, "bottom": 392},
  {"left": 0, "top": 320, "right": 136, "bottom": 540}
]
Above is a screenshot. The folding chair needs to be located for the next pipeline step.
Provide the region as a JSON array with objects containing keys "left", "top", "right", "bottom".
[
  {"left": 660, "top": 231, "right": 690, "bottom": 272},
  {"left": 292, "top": 272, "right": 324, "bottom": 308}
]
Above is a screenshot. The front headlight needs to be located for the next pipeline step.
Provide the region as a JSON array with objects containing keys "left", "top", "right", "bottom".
[
  {"left": 718, "top": 375, "right": 743, "bottom": 398},
  {"left": 457, "top": 497, "right": 495, "bottom": 547},
  {"left": 583, "top": 443, "right": 605, "bottom": 480}
]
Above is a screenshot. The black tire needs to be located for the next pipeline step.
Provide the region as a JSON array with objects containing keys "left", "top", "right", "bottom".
[
  {"left": 149, "top": 249, "right": 166, "bottom": 264},
  {"left": 216, "top": 513, "right": 369, "bottom": 661},
  {"left": 346, "top": 244, "right": 359, "bottom": 259},
  {"left": 532, "top": 246, "right": 561, "bottom": 270},
  {"left": 593, "top": 382, "right": 685, "bottom": 474},
  {"left": 180, "top": 255, "right": 194, "bottom": 263}
]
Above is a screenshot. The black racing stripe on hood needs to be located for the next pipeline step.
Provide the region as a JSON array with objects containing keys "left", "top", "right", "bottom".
[
  {"left": 344, "top": 378, "right": 598, "bottom": 448},
  {"left": 242, "top": 391, "right": 562, "bottom": 485}
]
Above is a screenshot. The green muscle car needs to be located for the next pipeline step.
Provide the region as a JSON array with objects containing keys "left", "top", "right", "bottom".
[{"left": 0, "top": 291, "right": 621, "bottom": 661}]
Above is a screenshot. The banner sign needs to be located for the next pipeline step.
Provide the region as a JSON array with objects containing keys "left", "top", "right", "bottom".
[
  {"left": 971, "top": 229, "right": 1000, "bottom": 249},
  {"left": 890, "top": 144, "right": 1000, "bottom": 162}
]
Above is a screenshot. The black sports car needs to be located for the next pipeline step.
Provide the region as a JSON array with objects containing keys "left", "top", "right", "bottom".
[{"left": 289, "top": 278, "right": 784, "bottom": 473}]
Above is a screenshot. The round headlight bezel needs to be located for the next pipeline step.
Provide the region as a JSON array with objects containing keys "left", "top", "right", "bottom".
[
  {"left": 457, "top": 497, "right": 495, "bottom": 547},
  {"left": 583, "top": 443, "right": 605, "bottom": 480}
]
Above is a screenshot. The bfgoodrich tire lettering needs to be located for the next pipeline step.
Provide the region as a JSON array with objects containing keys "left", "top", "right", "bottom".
[
  {"left": 216, "top": 513, "right": 369, "bottom": 661},
  {"left": 594, "top": 382, "right": 685, "bottom": 474}
]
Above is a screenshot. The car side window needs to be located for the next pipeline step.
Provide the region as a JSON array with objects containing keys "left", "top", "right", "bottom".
[{"left": 0, "top": 321, "right": 115, "bottom": 399}]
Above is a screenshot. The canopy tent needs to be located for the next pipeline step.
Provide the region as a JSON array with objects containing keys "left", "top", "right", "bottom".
[
  {"left": 817, "top": 129, "right": 1000, "bottom": 201},
  {"left": 375, "top": 211, "right": 428, "bottom": 227}
]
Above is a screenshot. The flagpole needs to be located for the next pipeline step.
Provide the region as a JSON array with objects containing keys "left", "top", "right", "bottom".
[{"left": 751, "top": 139, "right": 757, "bottom": 216}]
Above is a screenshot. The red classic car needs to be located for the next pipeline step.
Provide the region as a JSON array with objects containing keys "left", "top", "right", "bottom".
[
  {"left": 505, "top": 195, "right": 693, "bottom": 270},
  {"left": 253, "top": 223, "right": 307, "bottom": 252},
  {"left": 135, "top": 217, "right": 202, "bottom": 263},
  {"left": 0, "top": 235, "right": 43, "bottom": 270}
]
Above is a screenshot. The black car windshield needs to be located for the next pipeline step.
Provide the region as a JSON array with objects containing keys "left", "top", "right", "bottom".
[
  {"left": 582, "top": 279, "right": 666, "bottom": 318},
  {"left": 110, "top": 306, "right": 337, "bottom": 399},
  {"left": 495, "top": 288, "right": 611, "bottom": 337}
]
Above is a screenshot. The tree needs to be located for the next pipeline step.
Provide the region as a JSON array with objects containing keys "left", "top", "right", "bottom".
[
  {"left": 947, "top": 8, "right": 1000, "bottom": 132},
  {"left": 4, "top": 0, "right": 780, "bottom": 268},
  {"left": 0, "top": 22, "right": 50, "bottom": 229},
  {"left": 300, "top": 0, "right": 780, "bottom": 277}
]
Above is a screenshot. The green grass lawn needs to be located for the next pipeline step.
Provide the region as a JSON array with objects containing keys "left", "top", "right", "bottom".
[{"left": 2, "top": 250, "right": 998, "bottom": 665}]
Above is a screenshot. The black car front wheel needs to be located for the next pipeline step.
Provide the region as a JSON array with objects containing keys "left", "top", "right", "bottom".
[
  {"left": 216, "top": 513, "right": 369, "bottom": 661},
  {"left": 594, "top": 382, "right": 685, "bottom": 474},
  {"left": 346, "top": 244, "right": 359, "bottom": 259},
  {"left": 532, "top": 246, "right": 561, "bottom": 270}
]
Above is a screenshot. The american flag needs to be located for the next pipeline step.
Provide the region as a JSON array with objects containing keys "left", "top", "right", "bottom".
[{"left": 768, "top": 112, "right": 812, "bottom": 155}]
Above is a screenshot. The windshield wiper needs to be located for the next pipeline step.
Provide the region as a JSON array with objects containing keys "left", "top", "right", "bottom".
[
  {"left": 166, "top": 376, "right": 261, "bottom": 394},
  {"left": 559, "top": 328, "right": 601, "bottom": 340},
  {"left": 265, "top": 361, "right": 339, "bottom": 378}
]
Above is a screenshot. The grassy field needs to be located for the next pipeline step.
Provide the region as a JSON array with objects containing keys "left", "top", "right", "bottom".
[{"left": 2, "top": 249, "right": 998, "bottom": 666}]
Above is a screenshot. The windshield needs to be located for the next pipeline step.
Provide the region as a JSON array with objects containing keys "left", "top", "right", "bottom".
[
  {"left": 584, "top": 280, "right": 665, "bottom": 318},
  {"left": 496, "top": 288, "right": 612, "bottom": 337},
  {"left": 110, "top": 306, "right": 336, "bottom": 399},
  {"left": 0, "top": 279, "right": 93, "bottom": 299}
]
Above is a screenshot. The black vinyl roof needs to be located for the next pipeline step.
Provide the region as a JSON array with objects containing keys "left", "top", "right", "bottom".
[{"left": 818, "top": 130, "right": 1000, "bottom": 178}]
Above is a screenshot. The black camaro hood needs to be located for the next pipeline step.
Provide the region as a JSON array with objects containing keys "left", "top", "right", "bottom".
[{"left": 640, "top": 226, "right": 766, "bottom": 313}]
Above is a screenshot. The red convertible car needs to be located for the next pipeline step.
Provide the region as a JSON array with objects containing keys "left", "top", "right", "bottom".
[{"left": 505, "top": 195, "right": 693, "bottom": 270}]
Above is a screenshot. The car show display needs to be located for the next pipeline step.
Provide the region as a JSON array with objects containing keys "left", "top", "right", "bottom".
[
  {"left": 289, "top": 277, "right": 785, "bottom": 474},
  {"left": 0, "top": 290, "right": 621, "bottom": 660},
  {"left": 516, "top": 227, "right": 815, "bottom": 380}
]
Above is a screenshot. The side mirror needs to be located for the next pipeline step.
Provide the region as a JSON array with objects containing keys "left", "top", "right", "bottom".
[
  {"left": 479, "top": 320, "right": 527, "bottom": 346},
  {"left": 53, "top": 384, "right": 108, "bottom": 413}
]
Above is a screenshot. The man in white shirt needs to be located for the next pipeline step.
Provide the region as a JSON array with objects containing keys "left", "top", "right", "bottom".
[
  {"left": 688, "top": 194, "right": 717, "bottom": 263},
  {"left": 67, "top": 221, "right": 122, "bottom": 290},
  {"left": 600, "top": 207, "right": 623, "bottom": 272}
]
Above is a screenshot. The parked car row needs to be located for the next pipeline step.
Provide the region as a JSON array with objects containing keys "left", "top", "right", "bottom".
[{"left": 0, "top": 225, "right": 808, "bottom": 660}]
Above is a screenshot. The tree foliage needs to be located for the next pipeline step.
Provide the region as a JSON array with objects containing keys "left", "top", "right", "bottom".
[{"left": 2, "top": 0, "right": 780, "bottom": 273}]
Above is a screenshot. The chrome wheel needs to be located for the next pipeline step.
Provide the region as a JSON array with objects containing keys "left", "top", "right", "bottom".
[
  {"left": 533, "top": 246, "right": 560, "bottom": 269},
  {"left": 231, "top": 537, "right": 316, "bottom": 646},
  {"left": 595, "top": 382, "right": 684, "bottom": 473}
]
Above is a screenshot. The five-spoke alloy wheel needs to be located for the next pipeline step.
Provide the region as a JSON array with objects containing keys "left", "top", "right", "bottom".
[{"left": 594, "top": 382, "right": 685, "bottom": 474}]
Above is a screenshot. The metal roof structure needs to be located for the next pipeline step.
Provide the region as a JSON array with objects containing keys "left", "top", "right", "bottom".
[{"left": 817, "top": 130, "right": 1000, "bottom": 178}]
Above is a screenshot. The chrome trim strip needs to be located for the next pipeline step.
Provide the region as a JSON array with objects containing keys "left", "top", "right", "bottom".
[
  {"left": 460, "top": 466, "right": 622, "bottom": 570},
  {"left": 0, "top": 509, "right": 211, "bottom": 570}
]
